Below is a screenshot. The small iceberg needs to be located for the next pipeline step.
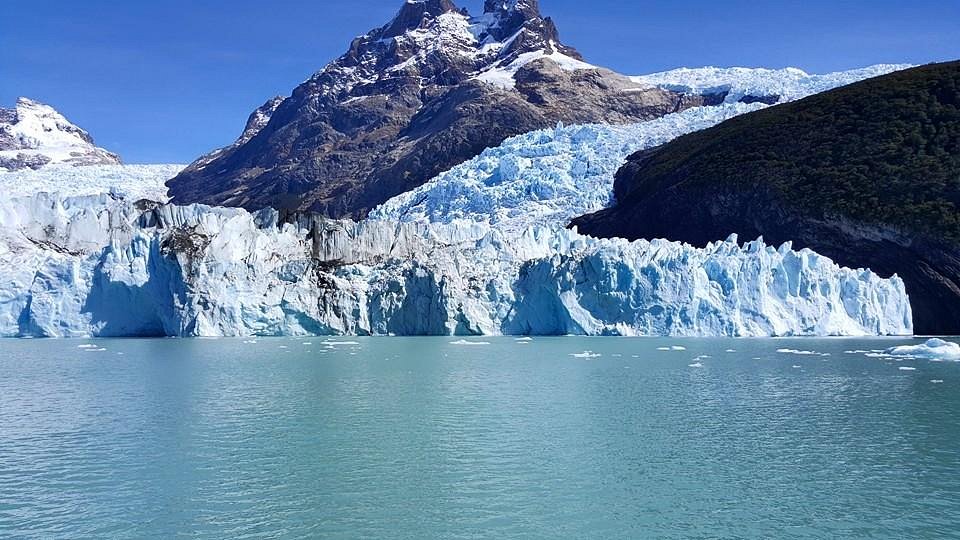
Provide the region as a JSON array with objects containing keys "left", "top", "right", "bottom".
[
  {"left": 515, "top": 337, "right": 534, "bottom": 342},
  {"left": 899, "top": 366, "right": 917, "bottom": 371},
  {"left": 776, "top": 349, "right": 830, "bottom": 357},
  {"left": 671, "top": 346, "right": 687, "bottom": 351},
  {"left": 325, "top": 340, "right": 361, "bottom": 346},
  {"left": 688, "top": 362, "right": 704, "bottom": 368},
  {"left": 77, "top": 344, "right": 98, "bottom": 349},
  {"left": 885, "top": 339, "right": 960, "bottom": 361},
  {"left": 571, "top": 351, "right": 601, "bottom": 359},
  {"left": 450, "top": 340, "right": 491, "bottom": 346}
]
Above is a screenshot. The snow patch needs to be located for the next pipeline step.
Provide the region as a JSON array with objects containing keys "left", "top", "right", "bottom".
[{"left": 475, "top": 50, "right": 598, "bottom": 90}]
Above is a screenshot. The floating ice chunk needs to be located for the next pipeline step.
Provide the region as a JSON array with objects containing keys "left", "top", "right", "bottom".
[
  {"left": 864, "top": 353, "right": 897, "bottom": 359},
  {"left": 689, "top": 362, "right": 704, "bottom": 368},
  {"left": 792, "top": 365, "right": 802, "bottom": 369},
  {"left": 656, "top": 347, "right": 671, "bottom": 351},
  {"left": 450, "top": 339, "right": 491, "bottom": 345},
  {"left": 671, "top": 346, "right": 687, "bottom": 351},
  {"left": 931, "top": 380, "right": 945, "bottom": 384},
  {"left": 515, "top": 337, "right": 533, "bottom": 342},
  {"left": 302, "top": 342, "right": 313, "bottom": 345},
  {"left": 885, "top": 339, "right": 960, "bottom": 361},
  {"left": 325, "top": 341, "right": 361, "bottom": 346},
  {"left": 725, "top": 349, "right": 737, "bottom": 353},
  {"left": 776, "top": 349, "right": 830, "bottom": 357},
  {"left": 571, "top": 351, "right": 601, "bottom": 358},
  {"left": 77, "top": 344, "right": 97, "bottom": 349},
  {"left": 899, "top": 366, "right": 917, "bottom": 371}
]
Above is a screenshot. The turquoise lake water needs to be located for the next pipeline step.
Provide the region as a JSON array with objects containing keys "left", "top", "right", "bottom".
[{"left": 1, "top": 337, "right": 958, "bottom": 539}]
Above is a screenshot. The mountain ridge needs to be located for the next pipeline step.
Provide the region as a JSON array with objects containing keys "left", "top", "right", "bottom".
[{"left": 166, "top": 0, "right": 695, "bottom": 218}]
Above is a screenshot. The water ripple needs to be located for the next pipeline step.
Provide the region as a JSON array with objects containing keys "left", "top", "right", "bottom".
[{"left": 0, "top": 337, "right": 958, "bottom": 538}]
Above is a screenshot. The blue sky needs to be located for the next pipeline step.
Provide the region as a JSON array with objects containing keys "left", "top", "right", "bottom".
[{"left": 2, "top": 0, "right": 956, "bottom": 163}]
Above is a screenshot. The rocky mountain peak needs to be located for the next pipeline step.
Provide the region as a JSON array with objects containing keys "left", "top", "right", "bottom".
[
  {"left": 484, "top": 0, "right": 541, "bottom": 18},
  {"left": 477, "top": 0, "right": 580, "bottom": 62},
  {"left": 382, "top": 0, "right": 461, "bottom": 38},
  {"left": 239, "top": 96, "right": 285, "bottom": 145}
]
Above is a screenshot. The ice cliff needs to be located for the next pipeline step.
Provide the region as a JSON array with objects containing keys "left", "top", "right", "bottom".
[{"left": 0, "top": 192, "right": 912, "bottom": 337}]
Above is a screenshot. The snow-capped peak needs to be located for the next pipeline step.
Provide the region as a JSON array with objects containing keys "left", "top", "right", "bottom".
[
  {"left": 303, "top": 0, "right": 586, "bottom": 100},
  {"left": 0, "top": 97, "right": 120, "bottom": 171}
]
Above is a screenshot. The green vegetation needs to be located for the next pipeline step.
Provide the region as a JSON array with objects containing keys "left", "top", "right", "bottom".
[{"left": 635, "top": 61, "right": 960, "bottom": 242}]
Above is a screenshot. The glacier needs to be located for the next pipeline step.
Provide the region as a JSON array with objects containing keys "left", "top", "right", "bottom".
[
  {"left": 0, "top": 191, "right": 911, "bottom": 337},
  {"left": 0, "top": 64, "right": 918, "bottom": 338},
  {"left": 0, "top": 164, "right": 183, "bottom": 201},
  {"left": 371, "top": 103, "right": 764, "bottom": 230}
]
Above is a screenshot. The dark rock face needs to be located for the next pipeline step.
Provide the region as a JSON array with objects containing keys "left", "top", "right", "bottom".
[
  {"left": 0, "top": 153, "right": 52, "bottom": 171},
  {"left": 167, "top": 0, "right": 695, "bottom": 219},
  {"left": 572, "top": 62, "right": 960, "bottom": 335},
  {"left": 0, "top": 107, "right": 16, "bottom": 125}
]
